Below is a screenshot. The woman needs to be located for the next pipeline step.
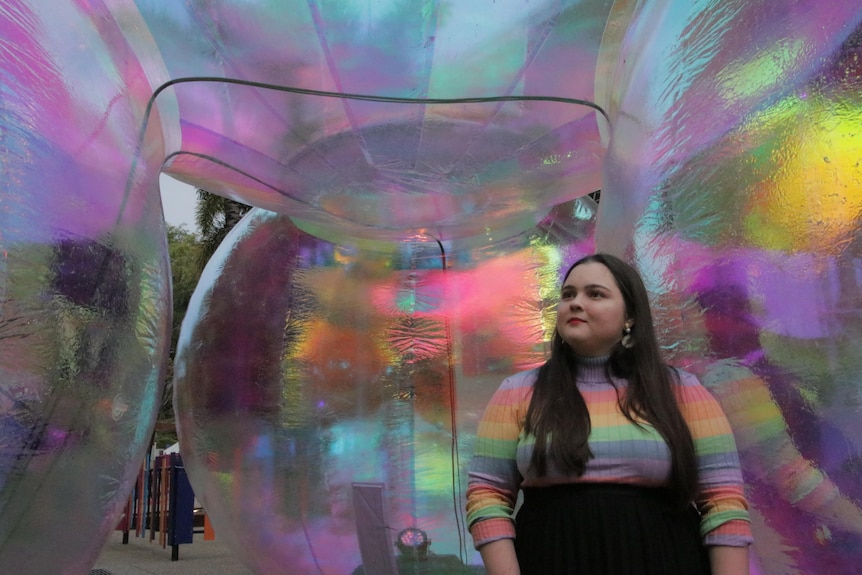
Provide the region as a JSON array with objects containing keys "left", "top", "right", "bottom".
[{"left": 465, "top": 253, "right": 752, "bottom": 575}]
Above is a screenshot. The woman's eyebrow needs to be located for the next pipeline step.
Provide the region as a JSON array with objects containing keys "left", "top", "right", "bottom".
[{"left": 562, "top": 283, "right": 610, "bottom": 291}]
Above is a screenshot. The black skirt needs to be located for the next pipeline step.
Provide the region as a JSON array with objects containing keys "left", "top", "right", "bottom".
[{"left": 514, "top": 483, "right": 710, "bottom": 575}]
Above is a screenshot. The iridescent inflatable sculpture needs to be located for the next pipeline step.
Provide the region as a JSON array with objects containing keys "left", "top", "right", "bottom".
[{"left": 1, "top": 1, "right": 861, "bottom": 574}]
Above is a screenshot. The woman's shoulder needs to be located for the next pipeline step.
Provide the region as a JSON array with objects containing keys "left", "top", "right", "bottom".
[
  {"left": 667, "top": 365, "right": 707, "bottom": 389},
  {"left": 667, "top": 365, "right": 723, "bottom": 403},
  {"left": 482, "top": 368, "right": 537, "bottom": 409},
  {"left": 498, "top": 367, "right": 540, "bottom": 391}
]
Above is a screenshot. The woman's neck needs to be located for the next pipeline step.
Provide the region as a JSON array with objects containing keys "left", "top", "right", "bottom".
[{"left": 573, "top": 354, "right": 610, "bottom": 383}]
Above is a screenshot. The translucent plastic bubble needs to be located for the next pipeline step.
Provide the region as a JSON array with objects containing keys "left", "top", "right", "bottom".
[
  {"left": 0, "top": 3, "right": 173, "bottom": 571},
  {"left": 174, "top": 202, "right": 596, "bottom": 574},
  {"left": 0, "top": 219, "right": 171, "bottom": 574},
  {"left": 3, "top": 1, "right": 862, "bottom": 574}
]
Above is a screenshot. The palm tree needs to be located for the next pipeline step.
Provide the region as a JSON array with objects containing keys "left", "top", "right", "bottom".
[
  {"left": 152, "top": 192, "right": 251, "bottom": 446},
  {"left": 194, "top": 189, "right": 252, "bottom": 270},
  {"left": 155, "top": 225, "right": 203, "bottom": 446}
]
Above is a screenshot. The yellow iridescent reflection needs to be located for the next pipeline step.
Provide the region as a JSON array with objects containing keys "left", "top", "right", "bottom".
[
  {"left": 413, "top": 431, "right": 458, "bottom": 497},
  {"left": 743, "top": 95, "right": 862, "bottom": 253},
  {"left": 715, "top": 38, "right": 807, "bottom": 104}
]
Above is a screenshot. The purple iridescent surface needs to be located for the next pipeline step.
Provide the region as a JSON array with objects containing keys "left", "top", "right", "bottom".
[{"left": 1, "top": 1, "right": 862, "bottom": 574}]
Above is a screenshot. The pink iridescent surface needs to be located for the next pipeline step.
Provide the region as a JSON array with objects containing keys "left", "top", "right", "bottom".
[{"left": 1, "top": 1, "right": 861, "bottom": 574}]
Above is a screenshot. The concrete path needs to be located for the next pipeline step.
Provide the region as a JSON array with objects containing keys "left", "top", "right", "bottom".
[{"left": 90, "top": 530, "right": 256, "bottom": 575}]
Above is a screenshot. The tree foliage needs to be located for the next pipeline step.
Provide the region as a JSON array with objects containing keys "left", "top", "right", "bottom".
[
  {"left": 167, "top": 224, "right": 202, "bottom": 354},
  {"left": 156, "top": 224, "right": 202, "bottom": 445},
  {"left": 156, "top": 193, "right": 251, "bottom": 447},
  {"left": 195, "top": 189, "right": 252, "bottom": 269}
]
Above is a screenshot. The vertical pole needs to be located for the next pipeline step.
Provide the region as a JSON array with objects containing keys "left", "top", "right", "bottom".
[
  {"left": 119, "top": 498, "right": 131, "bottom": 544},
  {"left": 168, "top": 453, "right": 196, "bottom": 559},
  {"left": 160, "top": 454, "right": 169, "bottom": 547},
  {"left": 143, "top": 451, "right": 152, "bottom": 540},
  {"left": 135, "top": 457, "right": 146, "bottom": 537}
]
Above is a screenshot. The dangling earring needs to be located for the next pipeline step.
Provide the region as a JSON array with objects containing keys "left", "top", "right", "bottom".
[{"left": 621, "top": 323, "right": 634, "bottom": 349}]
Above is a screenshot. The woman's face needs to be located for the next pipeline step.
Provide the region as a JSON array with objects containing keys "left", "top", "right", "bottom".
[{"left": 556, "top": 261, "right": 629, "bottom": 357}]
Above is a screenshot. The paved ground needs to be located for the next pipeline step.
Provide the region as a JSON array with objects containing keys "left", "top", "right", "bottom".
[{"left": 90, "top": 530, "right": 256, "bottom": 575}]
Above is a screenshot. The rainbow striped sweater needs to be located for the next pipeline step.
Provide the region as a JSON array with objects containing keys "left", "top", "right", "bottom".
[{"left": 466, "top": 356, "right": 753, "bottom": 549}]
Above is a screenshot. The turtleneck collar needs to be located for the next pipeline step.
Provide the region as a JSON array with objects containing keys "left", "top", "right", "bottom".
[{"left": 573, "top": 354, "right": 612, "bottom": 384}]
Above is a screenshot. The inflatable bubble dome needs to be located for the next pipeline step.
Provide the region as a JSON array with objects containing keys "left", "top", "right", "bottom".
[{"left": 2, "top": 2, "right": 862, "bottom": 575}]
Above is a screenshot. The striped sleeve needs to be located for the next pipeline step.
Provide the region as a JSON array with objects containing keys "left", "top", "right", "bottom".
[
  {"left": 465, "top": 371, "right": 533, "bottom": 549},
  {"left": 676, "top": 370, "right": 754, "bottom": 547}
]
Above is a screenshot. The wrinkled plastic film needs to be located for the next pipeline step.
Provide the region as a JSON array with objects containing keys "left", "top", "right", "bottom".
[
  {"left": 2, "top": 2, "right": 862, "bottom": 575},
  {"left": 174, "top": 201, "right": 597, "bottom": 574}
]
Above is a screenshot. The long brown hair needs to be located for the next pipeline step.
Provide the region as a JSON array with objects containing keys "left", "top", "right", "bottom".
[{"left": 524, "top": 253, "right": 698, "bottom": 504}]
